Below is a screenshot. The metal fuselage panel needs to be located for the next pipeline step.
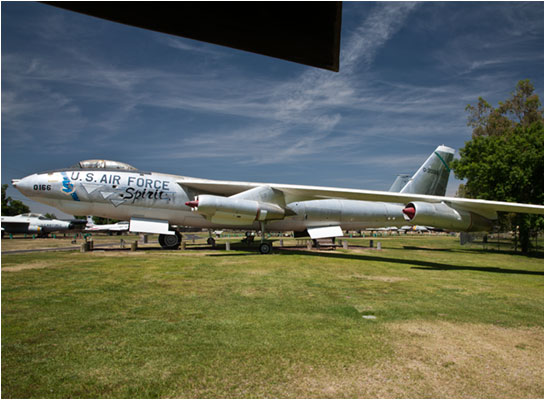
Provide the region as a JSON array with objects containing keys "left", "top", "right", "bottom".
[{"left": 15, "top": 169, "right": 408, "bottom": 232}]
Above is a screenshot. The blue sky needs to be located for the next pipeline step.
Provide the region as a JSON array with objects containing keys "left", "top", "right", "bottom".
[{"left": 2, "top": 2, "right": 544, "bottom": 217}]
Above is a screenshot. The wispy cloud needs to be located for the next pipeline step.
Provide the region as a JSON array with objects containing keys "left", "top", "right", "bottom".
[
  {"left": 157, "top": 35, "right": 229, "bottom": 57},
  {"left": 341, "top": 2, "right": 420, "bottom": 72},
  {"left": 4, "top": 2, "right": 424, "bottom": 164},
  {"left": 429, "top": 2, "right": 544, "bottom": 80},
  {"left": 2, "top": 1, "right": 542, "bottom": 190}
]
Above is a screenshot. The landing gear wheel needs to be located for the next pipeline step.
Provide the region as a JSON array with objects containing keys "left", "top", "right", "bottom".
[
  {"left": 207, "top": 237, "right": 216, "bottom": 246},
  {"left": 159, "top": 232, "right": 181, "bottom": 250},
  {"left": 259, "top": 242, "right": 272, "bottom": 254}
]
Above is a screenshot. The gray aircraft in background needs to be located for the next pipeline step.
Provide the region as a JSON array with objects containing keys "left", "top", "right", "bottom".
[
  {"left": 1, "top": 213, "right": 86, "bottom": 237},
  {"left": 11, "top": 146, "right": 544, "bottom": 253}
]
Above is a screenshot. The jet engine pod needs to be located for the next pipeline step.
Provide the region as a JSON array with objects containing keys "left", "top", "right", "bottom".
[
  {"left": 186, "top": 195, "right": 284, "bottom": 226},
  {"left": 402, "top": 202, "right": 493, "bottom": 232}
]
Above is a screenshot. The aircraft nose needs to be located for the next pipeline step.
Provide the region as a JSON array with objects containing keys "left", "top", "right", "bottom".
[{"left": 11, "top": 174, "right": 38, "bottom": 196}]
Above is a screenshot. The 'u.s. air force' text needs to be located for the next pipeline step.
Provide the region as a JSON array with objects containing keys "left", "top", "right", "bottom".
[
  {"left": 76, "top": 172, "right": 170, "bottom": 190},
  {"left": 70, "top": 172, "right": 173, "bottom": 203}
]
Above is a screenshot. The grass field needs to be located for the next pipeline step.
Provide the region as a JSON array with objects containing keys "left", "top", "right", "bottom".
[{"left": 2, "top": 235, "right": 543, "bottom": 398}]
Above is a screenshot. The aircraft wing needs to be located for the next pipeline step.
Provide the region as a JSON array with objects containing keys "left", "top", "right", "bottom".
[
  {"left": 178, "top": 178, "right": 257, "bottom": 196},
  {"left": 178, "top": 179, "right": 544, "bottom": 216}
]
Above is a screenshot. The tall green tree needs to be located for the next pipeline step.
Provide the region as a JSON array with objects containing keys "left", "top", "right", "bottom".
[
  {"left": 91, "top": 216, "right": 119, "bottom": 225},
  {"left": 2, "top": 184, "right": 30, "bottom": 216},
  {"left": 452, "top": 80, "right": 544, "bottom": 253}
]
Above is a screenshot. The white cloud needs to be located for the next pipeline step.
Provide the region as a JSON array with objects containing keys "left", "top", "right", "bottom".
[
  {"left": 3, "top": 1, "right": 541, "bottom": 178},
  {"left": 157, "top": 35, "right": 228, "bottom": 57},
  {"left": 3, "top": 2, "right": 421, "bottom": 153},
  {"left": 340, "top": 2, "right": 420, "bottom": 72}
]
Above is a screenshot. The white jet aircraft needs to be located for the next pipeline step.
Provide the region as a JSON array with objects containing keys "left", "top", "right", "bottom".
[
  {"left": 11, "top": 146, "right": 544, "bottom": 253},
  {"left": 1, "top": 213, "right": 86, "bottom": 237},
  {"left": 84, "top": 216, "right": 129, "bottom": 234}
]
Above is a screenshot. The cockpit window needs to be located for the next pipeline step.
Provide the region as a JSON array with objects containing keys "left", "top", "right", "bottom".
[
  {"left": 71, "top": 160, "right": 138, "bottom": 171},
  {"left": 21, "top": 213, "right": 45, "bottom": 219}
]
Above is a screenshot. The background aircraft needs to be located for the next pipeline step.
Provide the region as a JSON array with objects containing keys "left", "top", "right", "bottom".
[
  {"left": 11, "top": 146, "right": 543, "bottom": 253},
  {"left": 399, "top": 225, "right": 432, "bottom": 233},
  {"left": 84, "top": 216, "right": 129, "bottom": 235},
  {"left": 1, "top": 213, "right": 86, "bottom": 237}
]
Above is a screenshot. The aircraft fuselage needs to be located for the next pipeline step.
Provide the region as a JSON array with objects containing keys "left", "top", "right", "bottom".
[{"left": 14, "top": 168, "right": 406, "bottom": 232}]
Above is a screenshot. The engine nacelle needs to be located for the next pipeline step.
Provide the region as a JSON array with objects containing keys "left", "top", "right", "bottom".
[
  {"left": 186, "top": 195, "right": 285, "bottom": 226},
  {"left": 402, "top": 202, "right": 493, "bottom": 232}
]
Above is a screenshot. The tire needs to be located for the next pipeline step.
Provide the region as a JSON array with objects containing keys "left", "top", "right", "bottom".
[
  {"left": 159, "top": 232, "right": 181, "bottom": 249},
  {"left": 259, "top": 242, "right": 272, "bottom": 254},
  {"left": 207, "top": 237, "right": 216, "bottom": 246}
]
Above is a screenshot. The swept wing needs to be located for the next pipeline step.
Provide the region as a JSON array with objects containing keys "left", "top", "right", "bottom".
[{"left": 177, "top": 179, "right": 544, "bottom": 216}]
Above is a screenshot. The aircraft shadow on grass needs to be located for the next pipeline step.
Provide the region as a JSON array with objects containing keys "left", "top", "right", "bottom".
[
  {"left": 205, "top": 246, "right": 543, "bottom": 276},
  {"left": 80, "top": 241, "right": 542, "bottom": 277},
  {"left": 402, "top": 245, "right": 544, "bottom": 259}
]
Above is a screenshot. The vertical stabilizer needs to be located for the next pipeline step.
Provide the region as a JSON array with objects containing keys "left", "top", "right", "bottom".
[
  {"left": 389, "top": 174, "right": 411, "bottom": 192},
  {"left": 400, "top": 145, "right": 454, "bottom": 196}
]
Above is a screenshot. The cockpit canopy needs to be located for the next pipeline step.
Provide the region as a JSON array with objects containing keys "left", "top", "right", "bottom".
[
  {"left": 20, "top": 213, "right": 49, "bottom": 220},
  {"left": 72, "top": 160, "right": 138, "bottom": 171}
]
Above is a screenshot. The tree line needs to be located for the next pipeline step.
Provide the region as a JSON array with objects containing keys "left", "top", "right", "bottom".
[{"left": 452, "top": 80, "right": 544, "bottom": 253}]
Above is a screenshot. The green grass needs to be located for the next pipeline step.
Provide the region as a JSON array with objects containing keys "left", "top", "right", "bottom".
[{"left": 2, "top": 236, "right": 543, "bottom": 398}]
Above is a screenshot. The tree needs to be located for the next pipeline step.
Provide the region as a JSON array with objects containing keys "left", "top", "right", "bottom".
[
  {"left": 44, "top": 213, "right": 57, "bottom": 219},
  {"left": 92, "top": 216, "right": 119, "bottom": 225},
  {"left": 452, "top": 80, "right": 544, "bottom": 253},
  {"left": 465, "top": 79, "right": 543, "bottom": 137},
  {"left": 2, "top": 184, "right": 30, "bottom": 216}
]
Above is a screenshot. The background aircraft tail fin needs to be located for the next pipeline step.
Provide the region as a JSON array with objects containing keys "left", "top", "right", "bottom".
[
  {"left": 388, "top": 174, "right": 411, "bottom": 192},
  {"left": 400, "top": 145, "right": 455, "bottom": 196},
  {"left": 86, "top": 215, "right": 94, "bottom": 227}
]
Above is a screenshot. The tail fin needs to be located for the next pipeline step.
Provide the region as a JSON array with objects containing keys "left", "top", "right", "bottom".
[
  {"left": 388, "top": 174, "right": 411, "bottom": 192},
  {"left": 400, "top": 145, "right": 454, "bottom": 196},
  {"left": 86, "top": 216, "right": 95, "bottom": 227}
]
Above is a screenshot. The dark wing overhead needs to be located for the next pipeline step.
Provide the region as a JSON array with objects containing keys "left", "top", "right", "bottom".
[{"left": 44, "top": 2, "right": 343, "bottom": 72}]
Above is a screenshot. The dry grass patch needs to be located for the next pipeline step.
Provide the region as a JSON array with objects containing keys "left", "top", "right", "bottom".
[
  {"left": 88, "top": 250, "right": 221, "bottom": 258},
  {"left": 349, "top": 247, "right": 385, "bottom": 254},
  {"left": 350, "top": 274, "right": 409, "bottom": 283},
  {"left": 2, "top": 261, "right": 58, "bottom": 272},
  {"left": 1, "top": 238, "right": 75, "bottom": 251},
  {"left": 89, "top": 251, "right": 148, "bottom": 257},
  {"left": 288, "top": 321, "right": 543, "bottom": 398}
]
